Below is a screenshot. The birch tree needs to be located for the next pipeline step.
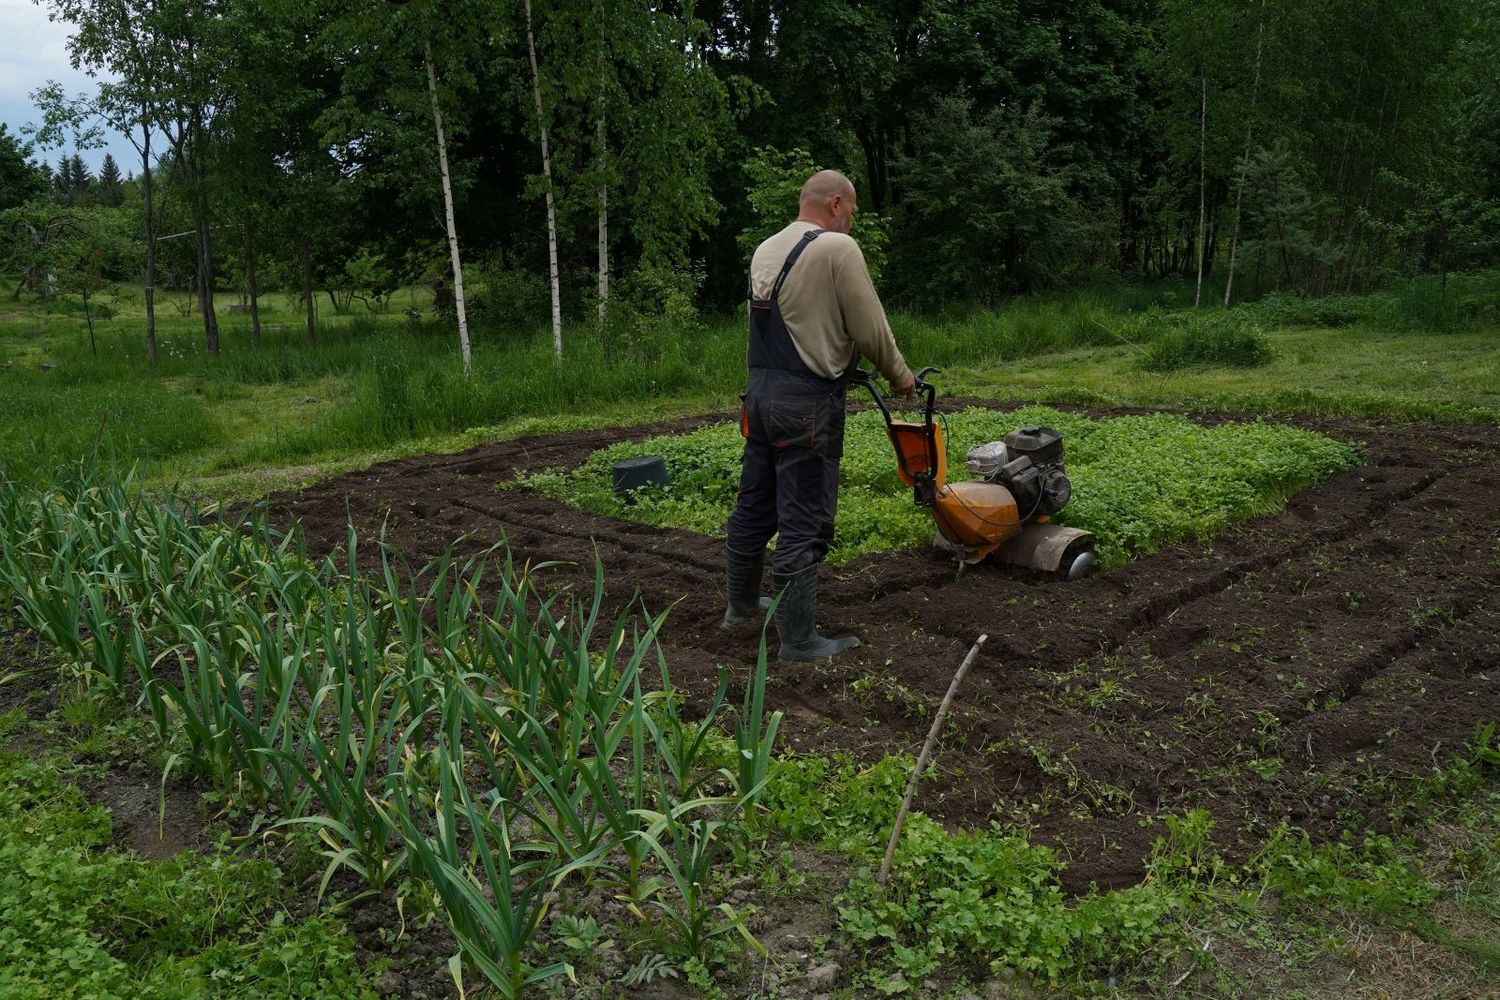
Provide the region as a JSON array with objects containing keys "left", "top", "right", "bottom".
[
  {"left": 319, "top": 0, "right": 489, "bottom": 369},
  {"left": 594, "top": 0, "right": 609, "bottom": 325},
  {"left": 1193, "top": 67, "right": 1208, "bottom": 306},
  {"left": 1223, "top": 0, "right": 1268, "bottom": 305},
  {"left": 524, "top": 0, "right": 564, "bottom": 359},
  {"left": 426, "top": 39, "right": 472, "bottom": 373}
]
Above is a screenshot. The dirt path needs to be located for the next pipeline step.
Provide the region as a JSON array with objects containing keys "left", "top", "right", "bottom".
[{"left": 260, "top": 406, "right": 1500, "bottom": 892}]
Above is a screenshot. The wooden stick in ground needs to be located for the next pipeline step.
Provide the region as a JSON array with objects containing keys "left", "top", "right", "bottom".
[{"left": 878, "top": 633, "right": 988, "bottom": 885}]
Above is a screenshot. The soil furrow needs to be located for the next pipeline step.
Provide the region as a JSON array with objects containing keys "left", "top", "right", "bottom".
[{"left": 259, "top": 407, "right": 1500, "bottom": 888}]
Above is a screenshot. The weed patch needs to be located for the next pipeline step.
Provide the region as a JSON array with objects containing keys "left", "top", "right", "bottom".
[
  {"left": 514, "top": 406, "right": 1358, "bottom": 567},
  {"left": 0, "top": 752, "right": 380, "bottom": 998},
  {"left": 761, "top": 748, "right": 1500, "bottom": 991},
  {"left": 761, "top": 753, "right": 1190, "bottom": 988}
]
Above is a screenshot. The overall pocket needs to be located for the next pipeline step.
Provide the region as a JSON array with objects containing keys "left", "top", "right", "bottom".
[{"left": 766, "top": 393, "right": 830, "bottom": 449}]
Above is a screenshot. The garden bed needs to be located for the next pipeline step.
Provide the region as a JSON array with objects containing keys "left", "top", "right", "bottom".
[
  {"left": 510, "top": 405, "right": 1358, "bottom": 568},
  {"left": 261, "top": 401, "right": 1500, "bottom": 896}
]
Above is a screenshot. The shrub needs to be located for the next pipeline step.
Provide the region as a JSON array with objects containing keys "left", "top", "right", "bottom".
[
  {"left": 612, "top": 257, "right": 705, "bottom": 334},
  {"left": 1239, "top": 291, "right": 1368, "bottom": 328},
  {"left": 469, "top": 263, "right": 551, "bottom": 331},
  {"left": 1133, "top": 309, "right": 1273, "bottom": 371}
]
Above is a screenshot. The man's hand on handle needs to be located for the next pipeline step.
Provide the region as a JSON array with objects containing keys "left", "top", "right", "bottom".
[{"left": 891, "top": 371, "right": 917, "bottom": 398}]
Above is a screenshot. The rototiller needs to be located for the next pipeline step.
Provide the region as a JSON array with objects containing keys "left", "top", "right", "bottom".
[{"left": 851, "top": 367, "right": 1097, "bottom": 578}]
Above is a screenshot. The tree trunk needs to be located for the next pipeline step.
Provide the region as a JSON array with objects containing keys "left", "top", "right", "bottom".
[
  {"left": 141, "top": 110, "right": 158, "bottom": 364},
  {"left": 243, "top": 212, "right": 261, "bottom": 349},
  {"left": 1193, "top": 66, "right": 1208, "bottom": 308},
  {"left": 597, "top": 150, "right": 608, "bottom": 327},
  {"left": 595, "top": 22, "right": 609, "bottom": 327},
  {"left": 1224, "top": 0, "right": 1267, "bottom": 306},
  {"left": 181, "top": 107, "right": 220, "bottom": 356},
  {"left": 425, "top": 41, "right": 472, "bottom": 375},
  {"left": 195, "top": 219, "right": 219, "bottom": 355},
  {"left": 81, "top": 280, "right": 96, "bottom": 358},
  {"left": 1203, "top": 204, "right": 1220, "bottom": 279},
  {"left": 525, "top": 0, "right": 563, "bottom": 360},
  {"left": 300, "top": 236, "right": 315, "bottom": 344}
]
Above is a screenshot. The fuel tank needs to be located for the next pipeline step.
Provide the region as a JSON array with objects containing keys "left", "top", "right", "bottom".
[
  {"left": 931, "top": 481, "right": 1025, "bottom": 563},
  {"left": 932, "top": 481, "right": 1097, "bottom": 575}
]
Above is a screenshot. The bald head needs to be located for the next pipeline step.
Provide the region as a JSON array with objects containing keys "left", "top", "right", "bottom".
[
  {"left": 800, "top": 169, "right": 855, "bottom": 206},
  {"left": 797, "top": 170, "right": 858, "bottom": 234}
]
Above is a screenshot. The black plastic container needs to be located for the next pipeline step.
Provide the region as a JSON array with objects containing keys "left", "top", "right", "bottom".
[{"left": 611, "top": 455, "right": 669, "bottom": 497}]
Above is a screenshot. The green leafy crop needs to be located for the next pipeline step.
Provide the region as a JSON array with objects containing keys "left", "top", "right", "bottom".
[
  {"left": 513, "top": 406, "right": 1358, "bottom": 568},
  {"left": 760, "top": 752, "right": 1183, "bottom": 986},
  {"left": 0, "top": 753, "right": 380, "bottom": 999}
]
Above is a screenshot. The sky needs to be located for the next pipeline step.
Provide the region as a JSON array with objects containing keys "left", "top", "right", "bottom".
[{"left": 0, "top": 0, "right": 135, "bottom": 173}]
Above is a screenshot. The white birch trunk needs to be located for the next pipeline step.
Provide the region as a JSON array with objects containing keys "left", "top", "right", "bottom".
[
  {"left": 1224, "top": 0, "right": 1267, "bottom": 307},
  {"left": 1193, "top": 67, "right": 1208, "bottom": 308},
  {"left": 426, "top": 41, "right": 472, "bottom": 375},
  {"left": 525, "top": 0, "right": 564, "bottom": 359}
]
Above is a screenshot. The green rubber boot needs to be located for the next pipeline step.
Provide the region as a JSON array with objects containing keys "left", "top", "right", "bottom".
[
  {"left": 722, "top": 545, "right": 772, "bottom": 628},
  {"left": 772, "top": 568, "right": 860, "bottom": 662}
]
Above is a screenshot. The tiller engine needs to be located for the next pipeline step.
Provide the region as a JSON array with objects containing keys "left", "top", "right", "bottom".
[{"left": 852, "top": 367, "right": 1097, "bottom": 578}]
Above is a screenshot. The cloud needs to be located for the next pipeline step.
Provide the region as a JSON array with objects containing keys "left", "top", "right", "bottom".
[
  {"left": 0, "top": 0, "right": 128, "bottom": 169},
  {"left": 0, "top": 0, "right": 105, "bottom": 96}
]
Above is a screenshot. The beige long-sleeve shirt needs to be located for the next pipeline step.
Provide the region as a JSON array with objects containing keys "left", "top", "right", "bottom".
[{"left": 749, "top": 221, "right": 912, "bottom": 386}]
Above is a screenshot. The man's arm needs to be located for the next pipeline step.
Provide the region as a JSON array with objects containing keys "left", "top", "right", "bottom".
[{"left": 832, "top": 241, "right": 914, "bottom": 393}]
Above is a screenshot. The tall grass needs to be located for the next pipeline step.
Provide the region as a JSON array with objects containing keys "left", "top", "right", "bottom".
[
  {"left": 6, "top": 270, "right": 1496, "bottom": 485},
  {"left": 0, "top": 279, "right": 1185, "bottom": 481}
]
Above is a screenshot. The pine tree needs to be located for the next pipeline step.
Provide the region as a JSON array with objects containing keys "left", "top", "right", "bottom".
[
  {"left": 70, "top": 153, "right": 92, "bottom": 204},
  {"left": 51, "top": 157, "right": 73, "bottom": 201},
  {"left": 98, "top": 152, "right": 124, "bottom": 206},
  {"left": 53, "top": 153, "right": 95, "bottom": 205}
]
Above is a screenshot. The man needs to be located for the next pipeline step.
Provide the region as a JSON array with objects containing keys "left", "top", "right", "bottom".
[{"left": 723, "top": 169, "right": 915, "bottom": 662}]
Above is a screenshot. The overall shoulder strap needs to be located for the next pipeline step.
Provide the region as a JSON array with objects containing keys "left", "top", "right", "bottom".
[{"left": 765, "top": 228, "right": 824, "bottom": 302}]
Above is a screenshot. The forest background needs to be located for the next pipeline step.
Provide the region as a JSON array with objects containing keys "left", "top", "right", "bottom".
[{"left": 3, "top": 0, "right": 1497, "bottom": 348}]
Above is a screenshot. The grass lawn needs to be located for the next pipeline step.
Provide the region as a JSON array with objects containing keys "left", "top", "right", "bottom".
[
  {"left": 3, "top": 272, "right": 1497, "bottom": 500},
  {"left": 956, "top": 324, "right": 1500, "bottom": 422}
]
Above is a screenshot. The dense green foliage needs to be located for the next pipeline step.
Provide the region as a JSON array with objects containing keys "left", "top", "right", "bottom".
[
  {"left": 0, "top": 125, "right": 47, "bottom": 211},
  {"left": 0, "top": 752, "right": 379, "bottom": 998},
  {"left": 4, "top": 0, "right": 1497, "bottom": 363},
  {"left": 515, "top": 406, "right": 1358, "bottom": 567}
]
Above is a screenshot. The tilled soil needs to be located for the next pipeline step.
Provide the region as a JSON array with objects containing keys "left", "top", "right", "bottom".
[{"left": 260, "top": 404, "right": 1500, "bottom": 893}]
